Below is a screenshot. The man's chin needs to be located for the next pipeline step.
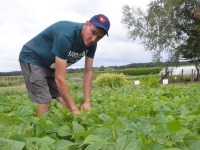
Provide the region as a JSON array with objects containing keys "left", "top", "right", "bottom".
[{"left": 85, "top": 43, "right": 93, "bottom": 47}]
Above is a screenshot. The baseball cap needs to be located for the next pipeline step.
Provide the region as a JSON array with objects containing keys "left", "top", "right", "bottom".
[{"left": 89, "top": 14, "right": 110, "bottom": 36}]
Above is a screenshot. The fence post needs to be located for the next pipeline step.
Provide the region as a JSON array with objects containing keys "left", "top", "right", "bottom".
[
  {"left": 190, "top": 69, "right": 194, "bottom": 83},
  {"left": 181, "top": 69, "right": 183, "bottom": 82},
  {"left": 170, "top": 71, "right": 173, "bottom": 83}
]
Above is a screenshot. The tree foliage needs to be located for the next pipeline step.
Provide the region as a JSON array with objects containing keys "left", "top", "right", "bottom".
[
  {"left": 121, "top": 0, "right": 200, "bottom": 62},
  {"left": 121, "top": 0, "right": 200, "bottom": 78}
]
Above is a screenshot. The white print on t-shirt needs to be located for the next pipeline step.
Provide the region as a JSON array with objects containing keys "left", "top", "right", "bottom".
[
  {"left": 50, "top": 50, "right": 89, "bottom": 69},
  {"left": 67, "top": 50, "right": 89, "bottom": 58}
]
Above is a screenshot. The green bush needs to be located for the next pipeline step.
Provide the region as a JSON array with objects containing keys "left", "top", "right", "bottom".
[
  {"left": 136, "top": 75, "right": 161, "bottom": 89},
  {"left": 94, "top": 73, "right": 127, "bottom": 88}
]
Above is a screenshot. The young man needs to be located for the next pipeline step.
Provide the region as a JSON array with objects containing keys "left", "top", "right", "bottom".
[{"left": 19, "top": 14, "right": 110, "bottom": 116}]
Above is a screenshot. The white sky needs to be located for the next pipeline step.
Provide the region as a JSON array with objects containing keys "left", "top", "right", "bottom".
[{"left": 0, "top": 0, "right": 152, "bottom": 72}]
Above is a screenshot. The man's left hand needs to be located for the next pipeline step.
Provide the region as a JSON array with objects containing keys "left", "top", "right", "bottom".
[{"left": 81, "top": 101, "right": 91, "bottom": 111}]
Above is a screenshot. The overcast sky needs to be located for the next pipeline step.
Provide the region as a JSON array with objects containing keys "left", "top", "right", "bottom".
[{"left": 0, "top": 0, "right": 152, "bottom": 72}]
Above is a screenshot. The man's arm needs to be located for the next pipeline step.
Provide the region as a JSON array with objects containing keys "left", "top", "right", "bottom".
[
  {"left": 55, "top": 56, "right": 79, "bottom": 115},
  {"left": 81, "top": 56, "right": 93, "bottom": 111}
]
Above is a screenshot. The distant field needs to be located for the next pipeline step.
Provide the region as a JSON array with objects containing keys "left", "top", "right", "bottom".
[
  {"left": 0, "top": 67, "right": 162, "bottom": 87},
  {"left": 0, "top": 85, "right": 26, "bottom": 92},
  {"left": 0, "top": 66, "right": 198, "bottom": 87}
]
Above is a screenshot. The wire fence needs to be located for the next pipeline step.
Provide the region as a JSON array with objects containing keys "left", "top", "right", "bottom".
[{"left": 160, "top": 66, "right": 199, "bottom": 83}]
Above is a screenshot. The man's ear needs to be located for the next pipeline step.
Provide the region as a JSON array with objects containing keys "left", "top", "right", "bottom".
[
  {"left": 85, "top": 21, "right": 90, "bottom": 26},
  {"left": 83, "top": 21, "right": 90, "bottom": 29}
]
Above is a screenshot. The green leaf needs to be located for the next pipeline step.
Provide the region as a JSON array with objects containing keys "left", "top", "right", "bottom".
[
  {"left": 174, "top": 130, "right": 187, "bottom": 142},
  {"left": 93, "top": 128, "right": 112, "bottom": 139},
  {"left": 57, "top": 125, "right": 72, "bottom": 137},
  {"left": 37, "top": 137, "right": 55, "bottom": 146},
  {"left": 80, "top": 135, "right": 104, "bottom": 147},
  {"left": 166, "top": 148, "right": 180, "bottom": 150},
  {"left": 101, "top": 122, "right": 124, "bottom": 130},
  {"left": 152, "top": 114, "right": 168, "bottom": 125},
  {"left": 137, "top": 133, "right": 152, "bottom": 145},
  {"left": 43, "top": 123, "right": 57, "bottom": 133},
  {"left": 125, "top": 122, "right": 142, "bottom": 133},
  {"left": 56, "top": 101, "right": 64, "bottom": 109},
  {"left": 116, "top": 134, "right": 140, "bottom": 150},
  {"left": 36, "top": 119, "right": 57, "bottom": 133},
  {"left": 39, "top": 143, "right": 51, "bottom": 150},
  {"left": 13, "top": 117, "right": 24, "bottom": 124},
  {"left": 0, "top": 140, "right": 10, "bottom": 150},
  {"left": 188, "top": 141, "right": 200, "bottom": 150},
  {"left": 98, "top": 113, "right": 112, "bottom": 123},
  {"left": 173, "top": 96, "right": 181, "bottom": 103},
  {"left": 17, "top": 105, "right": 34, "bottom": 117},
  {"left": 148, "top": 142, "right": 165, "bottom": 150},
  {"left": 0, "top": 138, "right": 25, "bottom": 150},
  {"left": 9, "top": 134, "right": 26, "bottom": 143},
  {"left": 35, "top": 123, "right": 46, "bottom": 136},
  {"left": 72, "top": 121, "right": 85, "bottom": 135},
  {"left": 166, "top": 120, "right": 182, "bottom": 132},
  {"left": 183, "top": 132, "right": 200, "bottom": 148},
  {"left": 28, "top": 137, "right": 55, "bottom": 146},
  {"left": 85, "top": 138, "right": 109, "bottom": 150},
  {"left": 54, "top": 140, "right": 77, "bottom": 150},
  {"left": 0, "top": 115, "right": 14, "bottom": 126},
  {"left": 152, "top": 124, "right": 167, "bottom": 144}
]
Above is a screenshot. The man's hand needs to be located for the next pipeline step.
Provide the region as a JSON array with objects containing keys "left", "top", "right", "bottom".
[
  {"left": 81, "top": 101, "right": 91, "bottom": 111},
  {"left": 55, "top": 56, "right": 80, "bottom": 116},
  {"left": 71, "top": 108, "right": 80, "bottom": 116},
  {"left": 82, "top": 56, "right": 93, "bottom": 113}
]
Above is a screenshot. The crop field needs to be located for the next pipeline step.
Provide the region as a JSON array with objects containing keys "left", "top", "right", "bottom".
[
  {"left": 0, "top": 76, "right": 200, "bottom": 149},
  {"left": 0, "top": 67, "right": 163, "bottom": 87}
]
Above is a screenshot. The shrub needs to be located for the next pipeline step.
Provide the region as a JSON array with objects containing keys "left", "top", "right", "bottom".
[
  {"left": 94, "top": 73, "right": 127, "bottom": 88},
  {"left": 137, "top": 75, "right": 161, "bottom": 89}
]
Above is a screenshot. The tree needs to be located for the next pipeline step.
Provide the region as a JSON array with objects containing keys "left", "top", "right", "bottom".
[
  {"left": 121, "top": 0, "right": 200, "bottom": 79},
  {"left": 171, "top": 1, "right": 200, "bottom": 79},
  {"left": 98, "top": 66, "right": 105, "bottom": 71}
]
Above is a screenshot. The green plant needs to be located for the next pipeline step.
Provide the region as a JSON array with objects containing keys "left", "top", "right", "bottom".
[
  {"left": 94, "top": 73, "right": 127, "bottom": 88},
  {"left": 1, "top": 81, "right": 200, "bottom": 149}
]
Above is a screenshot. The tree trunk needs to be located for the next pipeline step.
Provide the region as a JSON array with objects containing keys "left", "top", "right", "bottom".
[{"left": 194, "top": 61, "right": 200, "bottom": 81}]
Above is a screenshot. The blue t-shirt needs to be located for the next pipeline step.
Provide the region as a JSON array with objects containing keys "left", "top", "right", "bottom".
[{"left": 19, "top": 21, "right": 97, "bottom": 72}]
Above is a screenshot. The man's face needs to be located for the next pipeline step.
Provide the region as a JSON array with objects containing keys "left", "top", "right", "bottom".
[{"left": 82, "top": 21, "right": 106, "bottom": 46}]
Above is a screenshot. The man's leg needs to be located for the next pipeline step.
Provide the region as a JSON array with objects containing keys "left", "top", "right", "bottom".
[
  {"left": 37, "top": 103, "right": 51, "bottom": 116},
  {"left": 47, "top": 77, "right": 67, "bottom": 108},
  {"left": 20, "top": 61, "right": 53, "bottom": 116},
  {"left": 56, "top": 97, "right": 67, "bottom": 108}
]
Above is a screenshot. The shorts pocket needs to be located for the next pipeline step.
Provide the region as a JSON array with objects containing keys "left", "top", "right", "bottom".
[
  {"left": 30, "top": 76, "right": 38, "bottom": 82},
  {"left": 30, "top": 75, "right": 47, "bottom": 94}
]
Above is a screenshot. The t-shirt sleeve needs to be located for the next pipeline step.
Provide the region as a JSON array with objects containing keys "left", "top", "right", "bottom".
[
  {"left": 52, "top": 33, "right": 72, "bottom": 60},
  {"left": 86, "top": 43, "right": 97, "bottom": 58}
]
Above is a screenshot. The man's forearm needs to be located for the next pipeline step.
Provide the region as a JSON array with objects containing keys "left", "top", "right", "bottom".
[
  {"left": 55, "top": 78, "right": 78, "bottom": 112},
  {"left": 83, "top": 70, "right": 92, "bottom": 102}
]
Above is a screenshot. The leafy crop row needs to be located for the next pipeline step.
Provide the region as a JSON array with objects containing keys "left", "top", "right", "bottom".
[
  {"left": 109, "top": 67, "right": 162, "bottom": 76},
  {"left": 0, "top": 81, "right": 200, "bottom": 149}
]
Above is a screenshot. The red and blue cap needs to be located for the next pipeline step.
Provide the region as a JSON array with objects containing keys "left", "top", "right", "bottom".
[{"left": 89, "top": 14, "right": 110, "bottom": 36}]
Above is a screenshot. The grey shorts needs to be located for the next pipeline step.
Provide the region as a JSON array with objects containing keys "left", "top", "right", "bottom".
[{"left": 20, "top": 61, "right": 60, "bottom": 104}]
